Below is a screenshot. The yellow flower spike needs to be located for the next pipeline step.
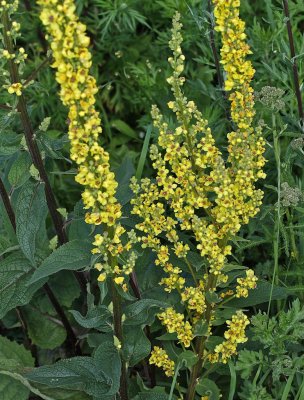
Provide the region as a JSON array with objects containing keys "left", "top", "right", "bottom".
[
  {"left": 37, "top": 0, "right": 139, "bottom": 282},
  {"left": 37, "top": 0, "right": 121, "bottom": 230}
]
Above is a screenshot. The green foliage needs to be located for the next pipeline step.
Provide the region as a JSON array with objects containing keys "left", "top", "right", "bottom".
[
  {"left": 0, "top": 336, "right": 34, "bottom": 400},
  {"left": 0, "top": 253, "right": 46, "bottom": 318},
  {"left": 15, "top": 182, "right": 48, "bottom": 265},
  {"left": 26, "top": 342, "right": 121, "bottom": 397},
  {"left": 29, "top": 240, "right": 92, "bottom": 283},
  {"left": 236, "top": 301, "right": 304, "bottom": 398}
]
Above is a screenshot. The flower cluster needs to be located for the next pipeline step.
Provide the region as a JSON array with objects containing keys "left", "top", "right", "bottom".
[
  {"left": 158, "top": 307, "right": 193, "bottom": 348},
  {"left": 149, "top": 346, "right": 175, "bottom": 377},
  {"left": 38, "top": 0, "right": 135, "bottom": 284},
  {"left": 131, "top": 4, "right": 264, "bottom": 373},
  {"left": 236, "top": 269, "right": 258, "bottom": 298},
  {"left": 209, "top": 311, "right": 250, "bottom": 364}
]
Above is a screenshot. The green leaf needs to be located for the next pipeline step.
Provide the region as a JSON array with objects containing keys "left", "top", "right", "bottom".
[
  {"left": 137, "top": 392, "right": 168, "bottom": 400},
  {"left": 236, "top": 350, "right": 262, "bottom": 379},
  {"left": 36, "top": 387, "right": 91, "bottom": 400},
  {"left": 29, "top": 240, "right": 92, "bottom": 284},
  {"left": 70, "top": 306, "right": 112, "bottom": 332},
  {"left": 0, "top": 335, "right": 34, "bottom": 400},
  {"left": 135, "top": 125, "right": 152, "bottom": 180},
  {"left": 23, "top": 306, "right": 66, "bottom": 349},
  {"left": 115, "top": 156, "right": 135, "bottom": 205},
  {"left": 227, "top": 282, "right": 288, "bottom": 308},
  {"left": 26, "top": 342, "right": 121, "bottom": 397},
  {"left": 94, "top": 341, "right": 121, "bottom": 395},
  {"left": 15, "top": 182, "right": 47, "bottom": 265},
  {"left": 110, "top": 119, "right": 138, "bottom": 139},
  {"left": 46, "top": 271, "right": 81, "bottom": 309},
  {"left": 0, "top": 253, "right": 46, "bottom": 318},
  {"left": 196, "top": 378, "right": 221, "bottom": 399},
  {"left": 0, "top": 131, "right": 21, "bottom": 157},
  {"left": 123, "top": 326, "right": 150, "bottom": 366},
  {"left": 177, "top": 350, "right": 198, "bottom": 369},
  {"left": 124, "top": 299, "right": 166, "bottom": 326},
  {"left": 8, "top": 152, "right": 31, "bottom": 188}
]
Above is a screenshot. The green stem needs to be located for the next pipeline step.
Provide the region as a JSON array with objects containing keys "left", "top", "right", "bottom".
[
  {"left": 186, "top": 274, "right": 217, "bottom": 400},
  {"left": 1, "top": 10, "right": 87, "bottom": 295},
  {"left": 268, "top": 118, "right": 281, "bottom": 315},
  {"left": 168, "top": 363, "right": 181, "bottom": 400},
  {"left": 110, "top": 278, "right": 128, "bottom": 400}
]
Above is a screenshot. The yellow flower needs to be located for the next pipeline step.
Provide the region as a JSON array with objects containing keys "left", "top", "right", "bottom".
[
  {"left": 97, "top": 273, "right": 106, "bottom": 282},
  {"left": 114, "top": 276, "right": 124, "bottom": 285},
  {"left": 7, "top": 82, "right": 22, "bottom": 96}
]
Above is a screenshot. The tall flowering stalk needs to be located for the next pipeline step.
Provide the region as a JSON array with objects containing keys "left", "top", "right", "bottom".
[
  {"left": 37, "top": 0, "right": 138, "bottom": 288},
  {"left": 37, "top": 1, "right": 139, "bottom": 398},
  {"left": 131, "top": 1, "right": 265, "bottom": 398}
]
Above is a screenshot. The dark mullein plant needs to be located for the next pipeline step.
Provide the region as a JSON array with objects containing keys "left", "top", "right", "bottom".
[{"left": 0, "top": 0, "right": 303, "bottom": 400}]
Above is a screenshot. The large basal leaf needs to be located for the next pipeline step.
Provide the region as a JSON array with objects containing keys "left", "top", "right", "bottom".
[
  {"left": 29, "top": 240, "right": 92, "bottom": 284},
  {"left": 23, "top": 306, "right": 66, "bottom": 349},
  {"left": 25, "top": 342, "right": 121, "bottom": 397},
  {"left": 227, "top": 282, "right": 288, "bottom": 308},
  {"left": 0, "top": 335, "right": 34, "bottom": 400},
  {"left": 123, "top": 326, "right": 150, "bottom": 367},
  {"left": 0, "top": 253, "right": 46, "bottom": 318},
  {"left": 15, "top": 182, "right": 47, "bottom": 265}
]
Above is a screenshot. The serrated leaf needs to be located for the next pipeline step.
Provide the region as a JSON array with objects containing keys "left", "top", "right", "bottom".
[
  {"left": 26, "top": 342, "right": 121, "bottom": 397},
  {"left": 124, "top": 299, "right": 166, "bottom": 326},
  {"left": 0, "top": 335, "right": 34, "bottom": 400},
  {"left": 123, "top": 326, "right": 150, "bottom": 366},
  {"left": 236, "top": 350, "right": 262, "bottom": 379},
  {"left": 23, "top": 306, "right": 66, "bottom": 349},
  {"left": 70, "top": 306, "right": 112, "bottom": 332},
  {"left": 29, "top": 240, "right": 92, "bottom": 284},
  {"left": 0, "top": 253, "right": 46, "bottom": 318},
  {"left": 15, "top": 182, "right": 47, "bottom": 265},
  {"left": 8, "top": 152, "right": 31, "bottom": 188}
]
